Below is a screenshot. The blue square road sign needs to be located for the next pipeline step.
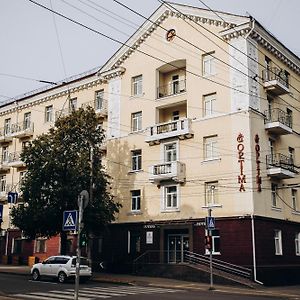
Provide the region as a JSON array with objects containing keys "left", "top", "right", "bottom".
[{"left": 63, "top": 210, "right": 78, "bottom": 231}]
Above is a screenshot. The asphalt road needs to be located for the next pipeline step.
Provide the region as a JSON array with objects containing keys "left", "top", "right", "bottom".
[{"left": 0, "top": 273, "right": 286, "bottom": 300}]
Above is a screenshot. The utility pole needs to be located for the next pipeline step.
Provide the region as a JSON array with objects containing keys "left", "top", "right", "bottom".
[{"left": 202, "top": 185, "right": 222, "bottom": 291}]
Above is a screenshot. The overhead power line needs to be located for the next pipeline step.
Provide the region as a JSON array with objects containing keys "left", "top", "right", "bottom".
[{"left": 0, "top": 73, "right": 57, "bottom": 85}]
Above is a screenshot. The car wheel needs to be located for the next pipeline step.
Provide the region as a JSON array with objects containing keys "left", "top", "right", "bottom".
[
  {"left": 58, "top": 271, "right": 67, "bottom": 283},
  {"left": 32, "top": 269, "right": 40, "bottom": 281}
]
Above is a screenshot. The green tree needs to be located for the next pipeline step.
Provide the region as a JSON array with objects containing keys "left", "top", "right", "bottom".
[{"left": 11, "top": 107, "right": 120, "bottom": 252}]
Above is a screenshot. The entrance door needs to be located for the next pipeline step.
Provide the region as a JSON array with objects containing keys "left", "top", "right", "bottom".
[{"left": 167, "top": 234, "right": 189, "bottom": 263}]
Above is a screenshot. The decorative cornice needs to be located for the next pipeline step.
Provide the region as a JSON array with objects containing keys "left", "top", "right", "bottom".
[
  {"left": 221, "top": 22, "right": 252, "bottom": 41},
  {"left": 0, "top": 78, "right": 103, "bottom": 116},
  {"left": 99, "top": 67, "right": 126, "bottom": 80}
]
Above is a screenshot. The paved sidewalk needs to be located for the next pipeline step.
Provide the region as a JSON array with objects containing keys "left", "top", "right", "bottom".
[{"left": 0, "top": 265, "right": 300, "bottom": 299}]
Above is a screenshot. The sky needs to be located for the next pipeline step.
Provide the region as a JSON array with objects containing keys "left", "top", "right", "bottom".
[{"left": 1, "top": 0, "right": 299, "bottom": 102}]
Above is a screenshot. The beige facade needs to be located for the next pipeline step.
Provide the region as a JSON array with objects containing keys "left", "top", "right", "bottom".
[{"left": 0, "top": 4, "right": 299, "bottom": 279}]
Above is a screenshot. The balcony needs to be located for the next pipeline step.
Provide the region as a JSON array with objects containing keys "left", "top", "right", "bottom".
[
  {"left": 262, "top": 67, "right": 289, "bottom": 95},
  {"left": 7, "top": 152, "right": 25, "bottom": 168},
  {"left": 149, "top": 161, "right": 186, "bottom": 183},
  {"left": 266, "top": 153, "right": 298, "bottom": 179},
  {"left": 81, "top": 99, "right": 108, "bottom": 117},
  {"left": 0, "top": 157, "right": 10, "bottom": 171},
  {"left": 157, "top": 79, "right": 186, "bottom": 99},
  {"left": 146, "top": 118, "right": 193, "bottom": 145},
  {"left": 0, "top": 127, "right": 13, "bottom": 143},
  {"left": 10, "top": 122, "right": 34, "bottom": 139},
  {"left": 264, "top": 108, "right": 293, "bottom": 135}
]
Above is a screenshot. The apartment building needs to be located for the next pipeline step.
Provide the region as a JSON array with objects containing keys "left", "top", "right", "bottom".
[{"left": 0, "top": 3, "right": 299, "bottom": 284}]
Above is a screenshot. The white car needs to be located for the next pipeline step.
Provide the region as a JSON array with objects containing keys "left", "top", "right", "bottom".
[{"left": 31, "top": 255, "right": 92, "bottom": 283}]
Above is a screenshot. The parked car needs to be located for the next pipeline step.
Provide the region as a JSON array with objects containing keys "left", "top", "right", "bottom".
[{"left": 31, "top": 255, "right": 92, "bottom": 283}]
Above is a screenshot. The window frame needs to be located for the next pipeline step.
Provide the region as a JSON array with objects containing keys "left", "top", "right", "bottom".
[
  {"left": 132, "top": 75, "right": 143, "bottom": 96},
  {"left": 203, "top": 93, "right": 216, "bottom": 117},
  {"left": 23, "top": 112, "right": 31, "bottom": 130},
  {"left": 4, "top": 118, "right": 11, "bottom": 135},
  {"left": 35, "top": 238, "right": 47, "bottom": 253},
  {"left": 163, "top": 185, "right": 179, "bottom": 211},
  {"left": 45, "top": 105, "right": 53, "bottom": 123},
  {"left": 0, "top": 175, "right": 6, "bottom": 193},
  {"left": 131, "top": 190, "right": 141, "bottom": 212},
  {"left": 131, "top": 149, "right": 142, "bottom": 172},
  {"left": 131, "top": 111, "right": 142, "bottom": 132},
  {"left": 164, "top": 142, "right": 177, "bottom": 163},
  {"left": 295, "top": 232, "right": 300, "bottom": 256},
  {"left": 205, "top": 181, "right": 218, "bottom": 206},
  {"left": 204, "top": 135, "right": 218, "bottom": 160},
  {"left": 292, "top": 189, "right": 298, "bottom": 211},
  {"left": 202, "top": 52, "right": 216, "bottom": 77},
  {"left": 271, "top": 183, "right": 278, "bottom": 208},
  {"left": 95, "top": 90, "right": 104, "bottom": 111},
  {"left": 205, "top": 229, "right": 220, "bottom": 255}
]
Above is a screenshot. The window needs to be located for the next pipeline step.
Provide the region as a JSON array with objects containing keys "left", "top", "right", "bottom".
[
  {"left": 45, "top": 105, "right": 53, "bottom": 123},
  {"left": 164, "top": 142, "right": 177, "bottom": 162},
  {"left": 296, "top": 232, "right": 300, "bottom": 256},
  {"left": 131, "top": 111, "right": 142, "bottom": 132},
  {"left": 24, "top": 112, "right": 31, "bottom": 130},
  {"left": 205, "top": 229, "right": 220, "bottom": 254},
  {"left": 35, "top": 238, "right": 46, "bottom": 253},
  {"left": 289, "top": 147, "right": 295, "bottom": 164},
  {"left": 269, "top": 139, "right": 274, "bottom": 157},
  {"left": 131, "top": 190, "right": 141, "bottom": 212},
  {"left": 204, "top": 135, "right": 218, "bottom": 160},
  {"left": 131, "top": 150, "right": 142, "bottom": 171},
  {"left": 95, "top": 90, "right": 104, "bottom": 111},
  {"left": 69, "top": 98, "right": 77, "bottom": 111},
  {"left": 287, "top": 108, "right": 292, "bottom": 126},
  {"left": 4, "top": 118, "right": 11, "bottom": 135},
  {"left": 2, "top": 146, "right": 9, "bottom": 163},
  {"left": 164, "top": 185, "right": 178, "bottom": 209},
  {"left": 202, "top": 52, "right": 216, "bottom": 76},
  {"left": 274, "top": 229, "right": 282, "bottom": 255},
  {"left": 171, "top": 75, "right": 179, "bottom": 94},
  {"left": 203, "top": 93, "right": 216, "bottom": 117},
  {"left": 128, "top": 231, "right": 141, "bottom": 254},
  {"left": 172, "top": 110, "right": 180, "bottom": 121},
  {"left": 132, "top": 75, "right": 143, "bottom": 96},
  {"left": 205, "top": 181, "right": 218, "bottom": 206},
  {"left": 0, "top": 175, "right": 6, "bottom": 193},
  {"left": 292, "top": 189, "right": 298, "bottom": 211},
  {"left": 271, "top": 183, "right": 278, "bottom": 207}
]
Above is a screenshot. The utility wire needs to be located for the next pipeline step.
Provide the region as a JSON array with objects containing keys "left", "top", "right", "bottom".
[{"left": 0, "top": 73, "right": 57, "bottom": 85}]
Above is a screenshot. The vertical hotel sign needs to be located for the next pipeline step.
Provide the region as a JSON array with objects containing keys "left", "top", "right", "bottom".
[
  {"left": 255, "top": 134, "right": 262, "bottom": 192},
  {"left": 237, "top": 133, "right": 246, "bottom": 192}
]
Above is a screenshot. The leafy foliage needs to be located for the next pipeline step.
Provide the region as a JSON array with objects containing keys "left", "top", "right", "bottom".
[{"left": 11, "top": 107, "right": 120, "bottom": 239}]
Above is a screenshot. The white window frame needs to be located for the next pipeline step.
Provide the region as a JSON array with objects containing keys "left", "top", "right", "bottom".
[
  {"left": 203, "top": 93, "right": 216, "bottom": 117},
  {"left": 131, "top": 190, "right": 141, "bottom": 212},
  {"left": 4, "top": 118, "right": 11, "bottom": 135},
  {"left": 35, "top": 238, "right": 47, "bottom": 253},
  {"left": 95, "top": 90, "right": 104, "bottom": 111},
  {"left": 274, "top": 229, "right": 283, "bottom": 255},
  {"left": 205, "top": 229, "right": 221, "bottom": 255},
  {"left": 202, "top": 52, "right": 216, "bottom": 77},
  {"left": 292, "top": 189, "right": 298, "bottom": 211},
  {"left": 162, "top": 185, "right": 179, "bottom": 211},
  {"left": 205, "top": 181, "right": 218, "bottom": 206},
  {"left": 132, "top": 75, "right": 143, "bottom": 96},
  {"left": 295, "top": 232, "right": 300, "bottom": 256},
  {"left": 271, "top": 183, "right": 278, "bottom": 208},
  {"left": 45, "top": 105, "right": 53, "bottom": 123},
  {"left": 131, "top": 149, "right": 142, "bottom": 171},
  {"left": 131, "top": 111, "right": 142, "bottom": 132},
  {"left": 24, "top": 112, "right": 31, "bottom": 130},
  {"left": 0, "top": 175, "right": 6, "bottom": 193},
  {"left": 204, "top": 135, "right": 218, "bottom": 160},
  {"left": 164, "top": 142, "right": 177, "bottom": 163},
  {"left": 2, "top": 146, "right": 9, "bottom": 163}
]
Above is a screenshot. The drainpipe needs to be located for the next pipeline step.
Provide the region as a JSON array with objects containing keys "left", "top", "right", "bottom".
[{"left": 251, "top": 214, "right": 263, "bottom": 285}]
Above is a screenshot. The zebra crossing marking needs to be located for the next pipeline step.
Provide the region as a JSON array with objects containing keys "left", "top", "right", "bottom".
[{"left": 12, "top": 285, "right": 184, "bottom": 299}]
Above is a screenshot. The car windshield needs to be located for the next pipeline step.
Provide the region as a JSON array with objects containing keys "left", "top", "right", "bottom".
[{"left": 71, "top": 258, "right": 89, "bottom": 266}]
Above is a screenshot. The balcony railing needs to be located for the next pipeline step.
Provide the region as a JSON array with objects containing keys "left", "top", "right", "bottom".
[
  {"left": 264, "top": 108, "right": 293, "bottom": 135},
  {"left": 81, "top": 99, "right": 108, "bottom": 115},
  {"left": 262, "top": 67, "right": 289, "bottom": 95},
  {"left": 149, "top": 161, "right": 186, "bottom": 183},
  {"left": 10, "top": 121, "right": 34, "bottom": 138},
  {"left": 146, "top": 118, "right": 193, "bottom": 144},
  {"left": 0, "top": 127, "right": 13, "bottom": 143},
  {"left": 157, "top": 79, "right": 186, "bottom": 98},
  {"left": 266, "top": 153, "right": 298, "bottom": 178},
  {"left": 7, "top": 152, "right": 25, "bottom": 168}
]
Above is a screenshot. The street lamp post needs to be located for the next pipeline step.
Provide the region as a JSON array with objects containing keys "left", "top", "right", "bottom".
[{"left": 202, "top": 185, "right": 222, "bottom": 291}]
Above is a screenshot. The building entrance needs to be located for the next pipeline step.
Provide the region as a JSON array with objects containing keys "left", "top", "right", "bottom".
[{"left": 167, "top": 234, "right": 189, "bottom": 263}]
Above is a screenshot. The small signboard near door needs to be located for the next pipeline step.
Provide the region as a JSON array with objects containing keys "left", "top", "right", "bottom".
[{"left": 146, "top": 231, "right": 153, "bottom": 244}]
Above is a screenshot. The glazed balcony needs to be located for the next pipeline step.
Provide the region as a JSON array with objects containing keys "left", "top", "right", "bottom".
[
  {"left": 81, "top": 99, "right": 108, "bottom": 117},
  {"left": 146, "top": 118, "right": 193, "bottom": 145},
  {"left": 0, "top": 127, "right": 13, "bottom": 143},
  {"left": 149, "top": 161, "right": 186, "bottom": 183},
  {"left": 157, "top": 79, "right": 186, "bottom": 99},
  {"left": 262, "top": 67, "right": 289, "bottom": 95},
  {"left": 7, "top": 152, "right": 25, "bottom": 168},
  {"left": 10, "top": 122, "right": 34, "bottom": 139},
  {"left": 266, "top": 153, "right": 298, "bottom": 179},
  {"left": 264, "top": 108, "right": 293, "bottom": 135}
]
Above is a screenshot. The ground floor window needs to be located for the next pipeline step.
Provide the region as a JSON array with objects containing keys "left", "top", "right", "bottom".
[
  {"left": 35, "top": 238, "right": 46, "bottom": 253},
  {"left": 295, "top": 232, "right": 300, "bottom": 256},
  {"left": 205, "top": 229, "right": 220, "bottom": 255},
  {"left": 274, "top": 229, "right": 283, "bottom": 255},
  {"left": 12, "top": 238, "right": 23, "bottom": 254}
]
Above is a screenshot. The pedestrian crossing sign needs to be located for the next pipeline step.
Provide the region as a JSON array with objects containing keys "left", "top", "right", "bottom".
[
  {"left": 63, "top": 210, "right": 78, "bottom": 231},
  {"left": 205, "top": 217, "right": 215, "bottom": 230}
]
